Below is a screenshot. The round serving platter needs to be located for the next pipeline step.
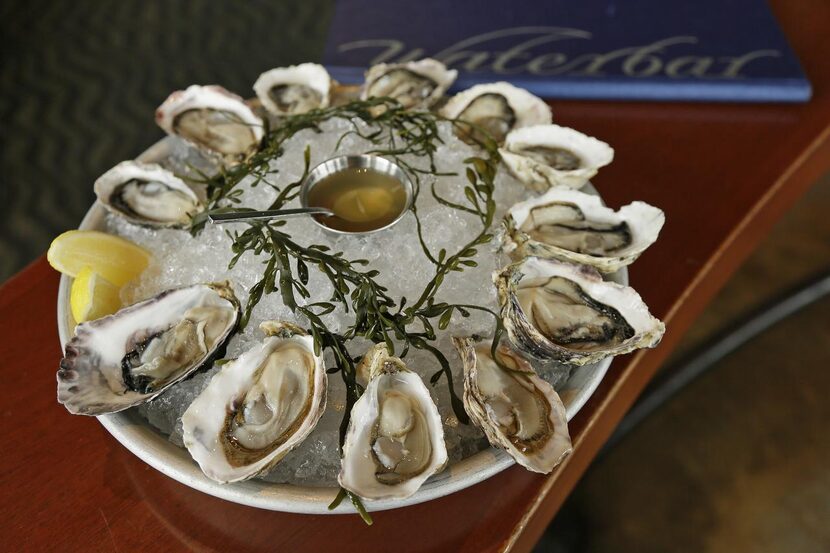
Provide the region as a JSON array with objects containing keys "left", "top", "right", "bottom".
[{"left": 56, "top": 136, "right": 626, "bottom": 514}]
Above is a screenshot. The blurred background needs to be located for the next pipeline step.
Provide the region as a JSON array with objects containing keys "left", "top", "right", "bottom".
[
  {"left": 1, "top": 0, "right": 334, "bottom": 279},
  {"left": 2, "top": 1, "right": 828, "bottom": 551}
]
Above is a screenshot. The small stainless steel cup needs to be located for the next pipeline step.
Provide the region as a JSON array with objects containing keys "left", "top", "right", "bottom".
[{"left": 300, "top": 155, "right": 414, "bottom": 235}]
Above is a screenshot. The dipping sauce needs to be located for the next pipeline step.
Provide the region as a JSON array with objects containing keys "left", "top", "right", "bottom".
[{"left": 306, "top": 167, "right": 408, "bottom": 233}]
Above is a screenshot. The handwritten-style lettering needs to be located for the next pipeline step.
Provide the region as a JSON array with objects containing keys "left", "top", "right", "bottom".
[{"left": 337, "top": 27, "right": 781, "bottom": 79}]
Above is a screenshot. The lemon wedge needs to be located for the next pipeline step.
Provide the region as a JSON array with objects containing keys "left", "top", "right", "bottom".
[
  {"left": 70, "top": 266, "right": 122, "bottom": 323},
  {"left": 47, "top": 230, "right": 151, "bottom": 286}
]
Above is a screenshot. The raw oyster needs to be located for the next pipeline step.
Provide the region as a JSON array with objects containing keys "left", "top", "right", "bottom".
[
  {"left": 57, "top": 282, "right": 239, "bottom": 415},
  {"left": 453, "top": 337, "right": 571, "bottom": 473},
  {"left": 440, "top": 82, "right": 551, "bottom": 145},
  {"left": 500, "top": 125, "right": 614, "bottom": 191},
  {"left": 94, "top": 161, "right": 202, "bottom": 228},
  {"left": 495, "top": 258, "right": 664, "bottom": 365},
  {"left": 504, "top": 188, "right": 665, "bottom": 273},
  {"left": 253, "top": 63, "right": 331, "bottom": 116},
  {"left": 339, "top": 344, "right": 447, "bottom": 500},
  {"left": 361, "top": 58, "right": 457, "bottom": 110},
  {"left": 155, "top": 85, "right": 264, "bottom": 165},
  {"left": 182, "top": 321, "right": 326, "bottom": 483}
]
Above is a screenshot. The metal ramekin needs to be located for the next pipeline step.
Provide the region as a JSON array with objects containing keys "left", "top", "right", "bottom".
[{"left": 300, "top": 155, "right": 413, "bottom": 236}]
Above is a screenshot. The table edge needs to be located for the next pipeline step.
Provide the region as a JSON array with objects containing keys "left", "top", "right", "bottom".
[{"left": 503, "top": 123, "right": 830, "bottom": 553}]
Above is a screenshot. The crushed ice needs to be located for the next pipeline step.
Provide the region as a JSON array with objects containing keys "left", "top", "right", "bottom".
[{"left": 120, "top": 118, "right": 574, "bottom": 486}]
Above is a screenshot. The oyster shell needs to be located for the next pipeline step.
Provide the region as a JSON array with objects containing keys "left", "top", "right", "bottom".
[
  {"left": 500, "top": 124, "right": 614, "bottom": 191},
  {"left": 57, "top": 282, "right": 239, "bottom": 415},
  {"left": 94, "top": 161, "right": 202, "bottom": 228},
  {"left": 440, "top": 82, "right": 551, "bottom": 145},
  {"left": 181, "top": 321, "right": 326, "bottom": 483},
  {"left": 504, "top": 188, "right": 665, "bottom": 273},
  {"left": 495, "top": 258, "right": 664, "bottom": 365},
  {"left": 361, "top": 58, "right": 457, "bottom": 110},
  {"left": 253, "top": 63, "right": 331, "bottom": 116},
  {"left": 453, "top": 337, "right": 571, "bottom": 473},
  {"left": 155, "top": 85, "right": 264, "bottom": 165},
  {"left": 338, "top": 344, "right": 447, "bottom": 500}
]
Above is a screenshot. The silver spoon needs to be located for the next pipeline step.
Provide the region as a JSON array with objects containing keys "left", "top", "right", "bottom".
[{"left": 207, "top": 207, "right": 334, "bottom": 224}]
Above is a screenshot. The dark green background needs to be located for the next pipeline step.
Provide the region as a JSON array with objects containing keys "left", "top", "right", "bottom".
[{"left": 1, "top": 0, "right": 334, "bottom": 281}]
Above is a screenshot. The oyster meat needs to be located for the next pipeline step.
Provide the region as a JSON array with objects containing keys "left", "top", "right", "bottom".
[
  {"left": 57, "top": 282, "right": 239, "bottom": 415},
  {"left": 440, "top": 82, "right": 551, "bottom": 145},
  {"left": 155, "top": 85, "right": 263, "bottom": 165},
  {"left": 361, "top": 58, "right": 457, "bottom": 110},
  {"left": 253, "top": 63, "right": 331, "bottom": 116},
  {"left": 496, "top": 258, "right": 665, "bottom": 365},
  {"left": 504, "top": 188, "right": 665, "bottom": 273},
  {"left": 182, "top": 321, "right": 326, "bottom": 483},
  {"left": 453, "top": 337, "right": 572, "bottom": 473},
  {"left": 338, "top": 344, "right": 447, "bottom": 500},
  {"left": 94, "top": 161, "right": 202, "bottom": 228},
  {"left": 500, "top": 124, "right": 614, "bottom": 191}
]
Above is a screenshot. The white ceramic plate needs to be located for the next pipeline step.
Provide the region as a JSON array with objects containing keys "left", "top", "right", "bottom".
[{"left": 56, "top": 137, "right": 625, "bottom": 514}]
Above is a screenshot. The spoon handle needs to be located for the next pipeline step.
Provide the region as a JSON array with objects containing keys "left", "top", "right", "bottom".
[{"left": 208, "top": 208, "right": 334, "bottom": 224}]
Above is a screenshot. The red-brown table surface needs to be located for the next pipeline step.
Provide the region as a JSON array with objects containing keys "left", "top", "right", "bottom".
[{"left": 3, "top": 1, "right": 830, "bottom": 551}]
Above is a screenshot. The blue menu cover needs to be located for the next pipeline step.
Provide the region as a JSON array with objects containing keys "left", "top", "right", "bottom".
[{"left": 323, "top": 0, "right": 811, "bottom": 102}]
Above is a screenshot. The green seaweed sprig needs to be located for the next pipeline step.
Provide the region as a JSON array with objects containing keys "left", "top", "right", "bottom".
[{"left": 186, "top": 97, "right": 503, "bottom": 524}]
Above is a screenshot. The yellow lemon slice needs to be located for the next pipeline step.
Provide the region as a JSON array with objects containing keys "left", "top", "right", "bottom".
[
  {"left": 70, "top": 266, "right": 122, "bottom": 323},
  {"left": 332, "top": 186, "right": 394, "bottom": 223},
  {"left": 47, "top": 230, "right": 151, "bottom": 286}
]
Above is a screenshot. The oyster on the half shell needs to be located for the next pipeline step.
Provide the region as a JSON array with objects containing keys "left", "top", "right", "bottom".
[
  {"left": 504, "top": 188, "right": 665, "bottom": 273},
  {"left": 155, "top": 85, "right": 264, "bottom": 165},
  {"left": 182, "top": 321, "right": 326, "bottom": 483},
  {"left": 57, "top": 282, "right": 240, "bottom": 415},
  {"left": 361, "top": 58, "right": 457, "bottom": 110},
  {"left": 495, "top": 258, "right": 664, "bottom": 366},
  {"left": 440, "top": 82, "right": 552, "bottom": 145},
  {"left": 338, "top": 344, "right": 448, "bottom": 500},
  {"left": 94, "top": 161, "right": 202, "bottom": 228},
  {"left": 253, "top": 63, "right": 331, "bottom": 116},
  {"left": 500, "top": 124, "right": 614, "bottom": 191},
  {"left": 453, "top": 337, "right": 572, "bottom": 473}
]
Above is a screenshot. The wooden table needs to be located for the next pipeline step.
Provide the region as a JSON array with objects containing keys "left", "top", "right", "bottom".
[{"left": 3, "top": 1, "right": 829, "bottom": 551}]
